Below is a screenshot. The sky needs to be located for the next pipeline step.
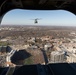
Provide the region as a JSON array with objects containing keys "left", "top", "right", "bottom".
[{"left": 1, "top": 9, "right": 76, "bottom": 26}]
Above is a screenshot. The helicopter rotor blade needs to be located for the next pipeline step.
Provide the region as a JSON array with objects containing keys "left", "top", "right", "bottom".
[
  {"left": 36, "top": 18, "right": 42, "bottom": 20},
  {"left": 30, "top": 18, "right": 42, "bottom": 20}
]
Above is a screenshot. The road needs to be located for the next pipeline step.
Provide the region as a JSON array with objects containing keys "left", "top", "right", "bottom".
[{"left": 41, "top": 49, "right": 48, "bottom": 64}]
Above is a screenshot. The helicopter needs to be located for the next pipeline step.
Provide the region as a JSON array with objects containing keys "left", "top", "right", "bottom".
[{"left": 31, "top": 18, "right": 41, "bottom": 24}]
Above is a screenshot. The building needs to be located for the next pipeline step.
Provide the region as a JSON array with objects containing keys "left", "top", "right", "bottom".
[
  {"left": 66, "top": 54, "right": 76, "bottom": 63},
  {"left": 44, "top": 43, "right": 52, "bottom": 51},
  {"left": 50, "top": 51, "right": 66, "bottom": 63},
  {"left": 0, "top": 46, "right": 12, "bottom": 54},
  {"left": 0, "top": 46, "right": 16, "bottom": 67}
]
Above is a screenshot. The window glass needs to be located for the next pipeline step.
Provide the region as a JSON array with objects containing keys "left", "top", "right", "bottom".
[{"left": 0, "top": 9, "right": 76, "bottom": 66}]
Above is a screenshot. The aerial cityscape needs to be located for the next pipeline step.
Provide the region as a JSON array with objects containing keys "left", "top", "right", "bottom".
[
  {"left": 0, "top": 25, "right": 76, "bottom": 67},
  {"left": 1, "top": 0, "right": 76, "bottom": 75}
]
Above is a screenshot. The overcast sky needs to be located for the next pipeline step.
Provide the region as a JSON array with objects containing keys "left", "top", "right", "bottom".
[{"left": 1, "top": 9, "right": 76, "bottom": 26}]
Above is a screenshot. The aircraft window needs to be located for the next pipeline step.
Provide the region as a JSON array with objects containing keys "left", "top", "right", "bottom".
[{"left": 0, "top": 9, "right": 76, "bottom": 66}]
